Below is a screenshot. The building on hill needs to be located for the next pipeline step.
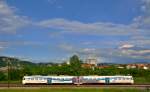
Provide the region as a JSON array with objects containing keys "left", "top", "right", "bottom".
[
  {"left": 85, "top": 56, "right": 97, "bottom": 66},
  {"left": 126, "top": 64, "right": 149, "bottom": 70}
]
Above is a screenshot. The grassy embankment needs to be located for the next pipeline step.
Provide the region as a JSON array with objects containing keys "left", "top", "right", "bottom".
[
  {"left": 134, "top": 77, "right": 150, "bottom": 84},
  {"left": 0, "top": 88, "right": 148, "bottom": 92}
]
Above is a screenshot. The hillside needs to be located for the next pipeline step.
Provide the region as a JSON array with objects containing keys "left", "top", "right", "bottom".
[{"left": 0, "top": 56, "right": 36, "bottom": 68}]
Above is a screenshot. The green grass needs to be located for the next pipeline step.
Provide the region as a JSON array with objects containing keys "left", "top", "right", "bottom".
[
  {"left": 134, "top": 77, "right": 150, "bottom": 84},
  {"left": 0, "top": 88, "right": 148, "bottom": 92},
  {"left": 0, "top": 81, "right": 21, "bottom": 84}
]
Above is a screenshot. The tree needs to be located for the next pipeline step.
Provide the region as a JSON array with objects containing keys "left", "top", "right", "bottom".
[
  {"left": 69, "top": 55, "right": 82, "bottom": 75},
  {"left": 0, "top": 72, "right": 6, "bottom": 81},
  {"left": 9, "top": 69, "right": 21, "bottom": 80}
]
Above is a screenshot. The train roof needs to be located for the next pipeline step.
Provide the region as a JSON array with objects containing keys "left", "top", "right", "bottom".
[
  {"left": 23, "top": 75, "right": 75, "bottom": 78},
  {"left": 81, "top": 76, "right": 133, "bottom": 78},
  {"left": 23, "top": 75, "right": 133, "bottom": 78}
]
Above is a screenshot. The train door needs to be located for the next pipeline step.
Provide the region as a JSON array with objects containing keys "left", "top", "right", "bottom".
[
  {"left": 47, "top": 78, "right": 52, "bottom": 84},
  {"left": 72, "top": 76, "right": 79, "bottom": 84},
  {"left": 73, "top": 76, "right": 82, "bottom": 84},
  {"left": 105, "top": 78, "right": 110, "bottom": 84},
  {"left": 72, "top": 77, "right": 76, "bottom": 84}
]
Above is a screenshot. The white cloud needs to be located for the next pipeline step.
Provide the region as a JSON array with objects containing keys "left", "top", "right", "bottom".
[
  {"left": 59, "top": 43, "right": 99, "bottom": 55},
  {"left": 80, "top": 48, "right": 97, "bottom": 54},
  {"left": 59, "top": 43, "right": 74, "bottom": 52},
  {"left": 119, "top": 44, "right": 135, "bottom": 49},
  {"left": 133, "top": 0, "right": 150, "bottom": 29},
  {"left": 38, "top": 18, "right": 142, "bottom": 36},
  {"left": 0, "top": 0, "right": 30, "bottom": 34},
  {"left": 36, "top": 0, "right": 150, "bottom": 37},
  {"left": 0, "top": 46, "right": 4, "bottom": 49},
  {"left": 119, "top": 49, "right": 150, "bottom": 60}
]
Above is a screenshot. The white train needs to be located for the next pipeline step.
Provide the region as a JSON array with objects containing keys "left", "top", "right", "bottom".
[{"left": 22, "top": 75, "right": 134, "bottom": 85}]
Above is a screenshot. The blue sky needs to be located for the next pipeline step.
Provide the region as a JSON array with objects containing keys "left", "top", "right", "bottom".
[{"left": 0, "top": 0, "right": 150, "bottom": 63}]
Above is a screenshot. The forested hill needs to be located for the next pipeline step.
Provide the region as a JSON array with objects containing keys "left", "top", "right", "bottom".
[{"left": 0, "top": 56, "right": 36, "bottom": 67}]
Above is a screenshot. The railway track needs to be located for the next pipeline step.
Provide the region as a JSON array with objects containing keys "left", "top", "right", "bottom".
[{"left": 0, "top": 83, "right": 150, "bottom": 88}]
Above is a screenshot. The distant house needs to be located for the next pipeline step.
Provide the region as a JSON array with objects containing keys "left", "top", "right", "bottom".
[
  {"left": 81, "top": 63, "right": 95, "bottom": 69},
  {"left": 126, "top": 64, "right": 149, "bottom": 70},
  {"left": 143, "top": 66, "right": 148, "bottom": 70},
  {"left": 126, "top": 64, "right": 136, "bottom": 69},
  {"left": 97, "top": 66, "right": 111, "bottom": 69},
  {"left": 117, "top": 66, "right": 124, "bottom": 69}
]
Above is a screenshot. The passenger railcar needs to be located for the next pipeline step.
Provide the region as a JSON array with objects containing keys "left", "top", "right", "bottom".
[
  {"left": 22, "top": 75, "right": 134, "bottom": 85},
  {"left": 22, "top": 76, "right": 48, "bottom": 84},
  {"left": 50, "top": 76, "right": 74, "bottom": 84},
  {"left": 79, "top": 76, "right": 134, "bottom": 84},
  {"left": 22, "top": 75, "right": 75, "bottom": 84}
]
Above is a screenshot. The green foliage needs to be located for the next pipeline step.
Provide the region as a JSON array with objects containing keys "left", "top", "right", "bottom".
[
  {"left": 9, "top": 69, "right": 21, "bottom": 80},
  {"left": 0, "top": 88, "right": 145, "bottom": 92},
  {"left": 69, "top": 55, "right": 82, "bottom": 76},
  {"left": 0, "top": 72, "right": 6, "bottom": 81},
  {"left": 0, "top": 55, "right": 149, "bottom": 84},
  {"left": 0, "top": 60, "right": 7, "bottom": 67}
]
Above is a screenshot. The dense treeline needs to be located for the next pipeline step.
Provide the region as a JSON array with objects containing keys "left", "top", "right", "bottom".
[{"left": 0, "top": 55, "right": 149, "bottom": 83}]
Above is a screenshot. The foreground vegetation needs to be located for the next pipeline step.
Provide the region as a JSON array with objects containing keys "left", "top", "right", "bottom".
[
  {"left": 0, "top": 88, "right": 148, "bottom": 92},
  {"left": 0, "top": 55, "right": 149, "bottom": 84}
]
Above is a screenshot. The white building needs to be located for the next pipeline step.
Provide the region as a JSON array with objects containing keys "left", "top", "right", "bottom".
[{"left": 85, "top": 56, "right": 97, "bottom": 66}]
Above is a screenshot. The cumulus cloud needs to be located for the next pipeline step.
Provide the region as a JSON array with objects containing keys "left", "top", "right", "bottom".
[
  {"left": 0, "top": 0, "right": 30, "bottom": 34},
  {"left": 59, "top": 43, "right": 74, "bottom": 52},
  {"left": 0, "top": 46, "right": 5, "bottom": 50},
  {"left": 59, "top": 43, "right": 99, "bottom": 55},
  {"left": 0, "top": 41, "right": 8, "bottom": 51},
  {"left": 119, "top": 44, "right": 135, "bottom": 49},
  {"left": 133, "top": 0, "right": 150, "bottom": 29},
  {"left": 37, "top": 18, "right": 141, "bottom": 36}
]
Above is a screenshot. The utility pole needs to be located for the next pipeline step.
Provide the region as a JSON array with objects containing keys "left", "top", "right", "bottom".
[
  {"left": 2, "top": 57, "right": 11, "bottom": 88},
  {"left": 7, "top": 58, "right": 10, "bottom": 88}
]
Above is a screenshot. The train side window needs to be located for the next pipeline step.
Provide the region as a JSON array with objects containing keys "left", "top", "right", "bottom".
[
  {"left": 84, "top": 78, "right": 88, "bottom": 80},
  {"left": 39, "top": 77, "right": 42, "bottom": 80},
  {"left": 31, "top": 78, "right": 34, "bottom": 80},
  {"left": 35, "top": 77, "right": 38, "bottom": 80}
]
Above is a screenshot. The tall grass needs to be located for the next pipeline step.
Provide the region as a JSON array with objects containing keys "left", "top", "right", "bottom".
[{"left": 0, "top": 88, "right": 147, "bottom": 92}]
